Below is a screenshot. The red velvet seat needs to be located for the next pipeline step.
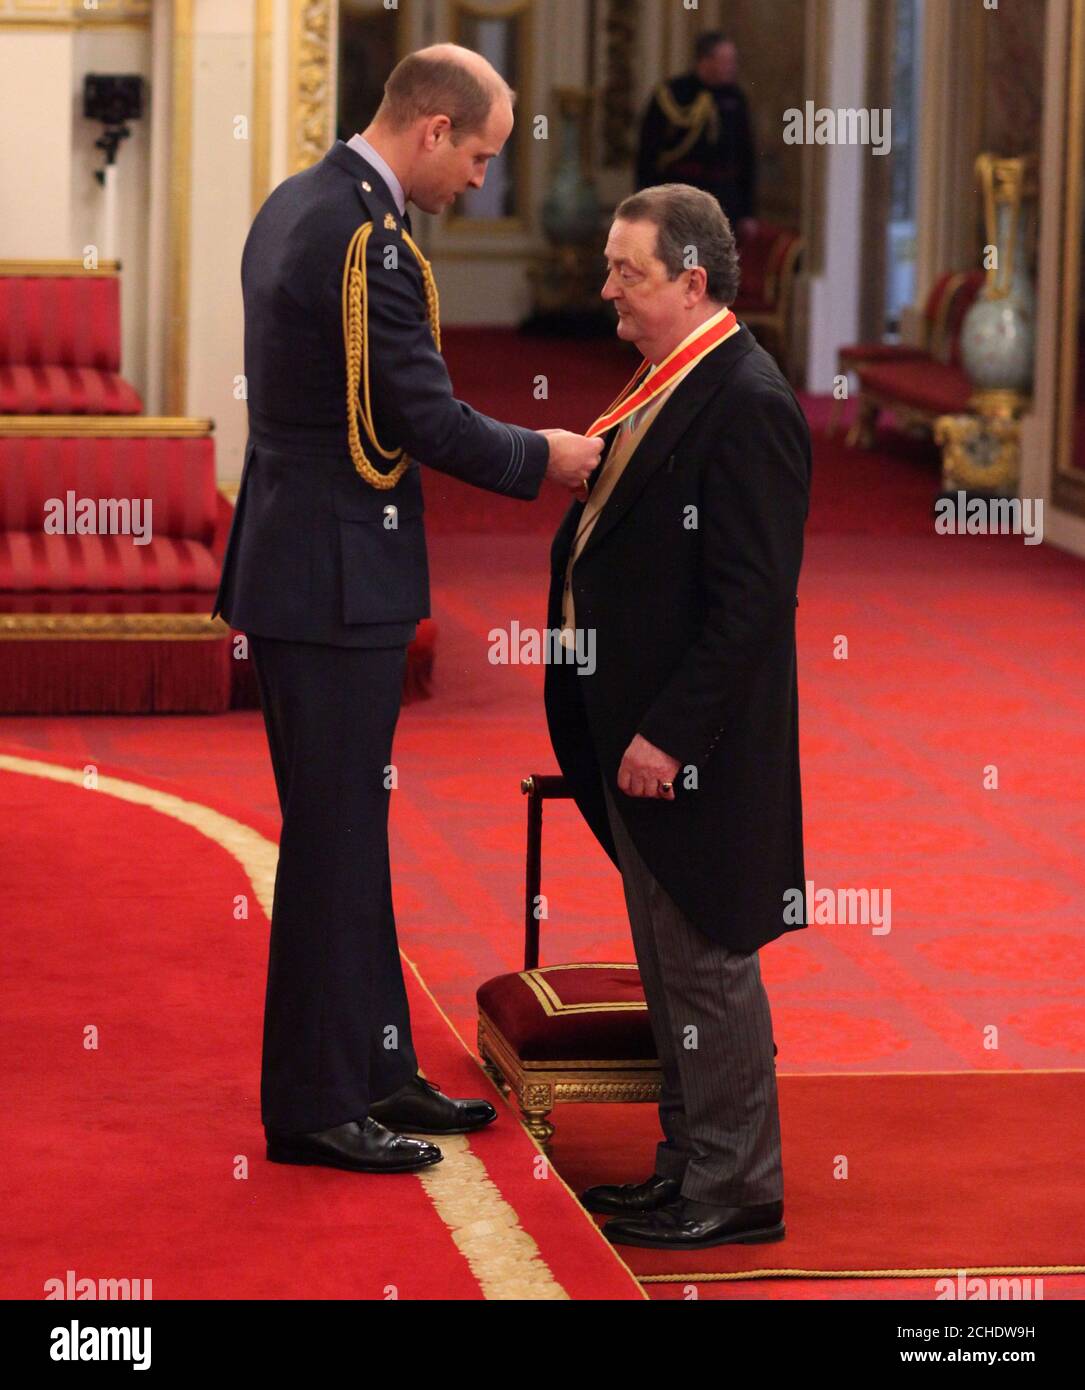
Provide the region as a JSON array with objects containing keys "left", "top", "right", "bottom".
[
  {"left": 0, "top": 421, "right": 230, "bottom": 713},
  {"left": 837, "top": 342, "right": 928, "bottom": 367},
  {"left": 478, "top": 964, "right": 654, "bottom": 1063},
  {"left": 856, "top": 360, "right": 975, "bottom": 416},
  {"left": 838, "top": 270, "right": 967, "bottom": 378},
  {"left": 476, "top": 776, "right": 662, "bottom": 1150},
  {"left": 732, "top": 222, "right": 803, "bottom": 378},
  {"left": 840, "top": 270, "right": 986, "bottom": 447},
  {"left": 0, "top": 364, "right": 142, "bottom": 415},
  {"left": 0, "top": 264, "right": 142, "bottom": 415},
  {"left": 0, "top": 432, "right": 218, "bottom": 594}
]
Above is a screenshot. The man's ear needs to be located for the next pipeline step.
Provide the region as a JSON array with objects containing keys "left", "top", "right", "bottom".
[
  {"left": 423, "top": 114, "right": 453, "bottom": 149},
  {"left": 686, "top": 265, "right": 709, "bottom": 304}
]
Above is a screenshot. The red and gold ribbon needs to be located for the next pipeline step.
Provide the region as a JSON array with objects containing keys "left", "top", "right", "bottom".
[{"left": 586, "top": 307, "right": 740, "bottom": 439}]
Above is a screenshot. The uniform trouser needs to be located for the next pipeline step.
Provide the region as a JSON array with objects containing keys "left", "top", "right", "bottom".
[
  {"left": 248, "top": 634, "right": 419, "bottom": 1133},
  {"left": 602, "top": 780, "right": 783, "bottom": 1206}
]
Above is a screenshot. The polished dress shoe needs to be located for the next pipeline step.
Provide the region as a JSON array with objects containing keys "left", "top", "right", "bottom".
[
  {"left": 579, "top": 1173, "right": 682, "bottom": 1216},
  {"left": 265, "top": 1117, "right": 442, "bottom": 1173},
  {"left": 604, "top": 1197, "right": 785, "bottom": 1249},
  {"left": 367, "top": 1073, "right": 498, "bottom": 1135}
]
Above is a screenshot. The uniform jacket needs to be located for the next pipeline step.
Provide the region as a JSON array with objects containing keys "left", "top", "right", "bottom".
[
  {"left": 214, "top": 140, "right": 548, "bottom": 646},
  {"left": 636, "top": 74, "right": 757, "bottom": 225}
]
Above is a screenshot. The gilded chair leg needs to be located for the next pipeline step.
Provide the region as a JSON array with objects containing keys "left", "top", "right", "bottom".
[
  {"left": 521, "top": 1107, "right": 555, "bottom": 1150},
  {"left": 846, "top": 396, "right": 878, "bottom": 449},
  {"left": 480, "top": 1055, "right": 509, "bottom": 1096}
]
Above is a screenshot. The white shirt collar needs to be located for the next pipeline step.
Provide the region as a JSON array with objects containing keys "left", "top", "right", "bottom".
[
  {"left": 346, "top": 133, "right": 406, "bottom": 217},
  {"left": 645, "top": 304, "right": 733, "bottom": 379}
]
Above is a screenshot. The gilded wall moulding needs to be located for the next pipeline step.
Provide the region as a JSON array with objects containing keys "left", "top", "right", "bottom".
[
  {"left": 290, "top": 0, "right": 335, "bottom": 174},
  {"left": 0, "top": 0, "right": 151, "bottom": 23}
]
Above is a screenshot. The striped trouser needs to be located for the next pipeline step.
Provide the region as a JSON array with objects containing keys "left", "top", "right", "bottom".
[{"left": 602, "top": 781, "right": 784, "bottom": 1206}]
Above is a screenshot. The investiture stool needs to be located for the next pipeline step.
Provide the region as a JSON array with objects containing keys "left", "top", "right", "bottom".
[
  {"left": 214, "top": 45, "right": 601, "bottom": 1174},
  {"left": 545, "top": 184, "right": 810, "bottom": 1249}
]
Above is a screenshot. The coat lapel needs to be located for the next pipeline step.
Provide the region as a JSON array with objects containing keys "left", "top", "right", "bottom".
[{"left": 578, "top": 326, "right": 757, "bottom": 562}]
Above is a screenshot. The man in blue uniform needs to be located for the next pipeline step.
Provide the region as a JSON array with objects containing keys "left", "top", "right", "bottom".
[{"left": 214, "top": 44, "right": 602, "bottom": 1175}]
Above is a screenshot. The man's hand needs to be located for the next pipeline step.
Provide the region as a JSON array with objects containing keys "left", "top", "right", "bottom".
[
  {"left": 542, "top": 429, "right": 603, "bottom": 492},
  {"left": 618, "top": 734, "right": 681, "bottom": 800}
]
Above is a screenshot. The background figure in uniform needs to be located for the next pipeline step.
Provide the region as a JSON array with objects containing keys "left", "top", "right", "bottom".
[
  {"left": 214, "top": 45, "right": 602, "bottom": 1175},
  {"left": 636, "top": 31, "right": 758, "bottom": 240}
]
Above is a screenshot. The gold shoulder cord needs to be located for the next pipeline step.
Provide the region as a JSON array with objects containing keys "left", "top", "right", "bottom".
[
  {"left": 341, "top": 222, "right": 442, "bottom": 490},
  {"left": 654, "top": 85, "right": 720, "bottom": 171}
]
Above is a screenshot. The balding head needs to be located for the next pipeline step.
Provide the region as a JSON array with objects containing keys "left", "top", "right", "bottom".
[
  {"left": 363, "top": 44, "right": 516, "bottom": 216},
  {"left": 376, "top": 43, "right": 515, "bottom": 142}
]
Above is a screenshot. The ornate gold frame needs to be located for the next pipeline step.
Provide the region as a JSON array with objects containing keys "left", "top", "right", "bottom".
[
  {"left": 445, "top": 0, "right": 533, "bottom": 235},
  {"left": 1054, "top": 0, "right": 1085, "bottom": 515},
  {"left": 0, "top": 415, "right": 212, "bottom": 436},
  {"left": 289, "top": 0, "right": 336, "bottom": 174},
  {"left": 0, "top": 259, "right": 121, "bottom": 276},
  {"left": 166, "top": 0, "right": 193, "bottom": 417},
  {"left": 0, "top": 0, "right": 149, "bottom": 27},
  {"left": 251, "top": 0, "right": 274, "bottom": 217}
]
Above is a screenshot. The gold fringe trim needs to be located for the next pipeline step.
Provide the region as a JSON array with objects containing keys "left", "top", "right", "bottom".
[
  {"left": 640, "top": 1264, "right": 1085, "bottom": 1284},
  {"left": 415, "top": 1136, "right": 569, "bottom": 1300},
  {"left": 0, "top": 613, "right": 228, "bottom": 641}
]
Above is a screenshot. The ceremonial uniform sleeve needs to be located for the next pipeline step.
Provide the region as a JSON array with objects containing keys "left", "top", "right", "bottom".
[
  {"left": 636, "top": 89, "right": 669, "bottom": 190},
  {"left": 327, "top": 223, "right": 548, "bottom": 500},
  {"left": 636, "top": 384, "right": 809, "bottom": 771}
]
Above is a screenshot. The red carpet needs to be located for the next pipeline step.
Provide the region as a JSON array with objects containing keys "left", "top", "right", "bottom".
[
  {"left": 549, "top": 1077, "right": 1085, "bottom": 1284},
  {"left": 2, "top": 336, "right": 1084, "bottom": 1299},
  {"left": 0, "top": 761, "right": 642, "bottom": 1300}
]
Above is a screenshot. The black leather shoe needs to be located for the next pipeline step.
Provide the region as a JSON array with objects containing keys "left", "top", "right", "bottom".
[
  {"left": 265, "top": 1117, "right": 442, "bottom": 1173},
  {"left": 603, "top": 1197, "right": 785, "bottom": 1249},
  {"left": 367, "top": 1074, "right": 498, "bottom": 1135},
  {"left": 579, "top": 1174, "right": 682, "bottom": 1216}
]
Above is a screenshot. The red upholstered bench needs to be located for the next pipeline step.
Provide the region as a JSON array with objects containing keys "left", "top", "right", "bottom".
[
  {"left": 841, "top": 269, "right": 985, "bottom": 447},
  {"left": 0, "top": 260, "right": 142, "bottom": 415},
  {"left": 732, "top": 222, "right": 803, "bottom": 380},
  {"left": 477, "top": 775, "right": 661, "bottom": 1149},
  {"left": 0, "top": 416, "right": 232, "bottom": 713}
]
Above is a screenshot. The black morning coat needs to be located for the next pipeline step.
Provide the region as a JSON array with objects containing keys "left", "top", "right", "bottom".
[
  {"left": 214, "top": 140, "right": 548, "bottom": 647},
  {"left": 544, "top": 325, "right": 811, "bottom": 953}
]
